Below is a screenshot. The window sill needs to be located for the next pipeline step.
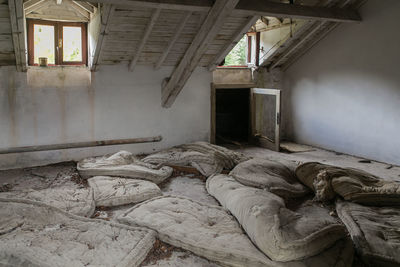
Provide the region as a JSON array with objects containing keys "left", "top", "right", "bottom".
[
  {"left": 216, "top": 66, "right": 251, "bottom": 69},
  {"left": 28, "top": 65, "right": 89, "bottom": 70}
]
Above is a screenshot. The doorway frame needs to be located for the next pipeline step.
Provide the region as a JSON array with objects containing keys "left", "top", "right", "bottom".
[{"left": 210, "top": 82, "right": 257, "bottom": 144}]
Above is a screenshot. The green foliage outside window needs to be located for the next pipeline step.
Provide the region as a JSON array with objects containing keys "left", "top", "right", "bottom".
[{"left": 224, "top": 35, "right": 247, "bottom": 66}]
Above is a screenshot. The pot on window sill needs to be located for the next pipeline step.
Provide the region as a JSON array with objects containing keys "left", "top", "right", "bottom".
[{"left": 39, "top": 57, "right": 48, "bottom": 67}]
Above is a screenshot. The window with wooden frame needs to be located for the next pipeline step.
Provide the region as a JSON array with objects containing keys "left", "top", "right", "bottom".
[{"left": 27, "top": 19, "right": 87, "bottom": 66}]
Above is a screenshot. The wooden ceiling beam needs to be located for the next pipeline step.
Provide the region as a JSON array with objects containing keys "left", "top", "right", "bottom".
[
  {"left": 161, "top": 0, "right": 240, "bottom": 108},
  {"left": 264, "top": 0, "right": 358, "bottom": 70},
  {"left": 70, "top": 2, "right": 90, "bottom": 19},
  {"left": 9, "top": 0, "right": 26, "bottom": 72},
  {"left": 24, "top": 0, "right": 47, "bottom": 14},
  {"left": 72, "top": 1, "right": 95, "bottom": 13},
  {"left": 77, "top": 0, "right": 361, "bottom": 22},
  {"left": 128, "top": 8, "right": 161, "bottom": 71},
  {"left": 92, "top": 4, "right": 114, "bottom": 71},
  {"left": 269, "top": 21, "right": 322, "bottom": 70},
  {"left": 208, "top": 15, "right": 258, "bottom": 71},
  {"left": 23, "top": 0, "right": 46, "bottom": 10},
  {"left": 154, "top": 11, "right": 191, "bottom": 70}
]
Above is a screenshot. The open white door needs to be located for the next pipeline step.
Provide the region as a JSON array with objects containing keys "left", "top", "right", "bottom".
[{"left": 250, "top": 88, "right": 281, "bottom": 151}]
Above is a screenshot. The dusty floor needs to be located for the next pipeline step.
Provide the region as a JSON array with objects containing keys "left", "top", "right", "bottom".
[{"left": 1, "top": 143, "right": 398, "bottom": 266}]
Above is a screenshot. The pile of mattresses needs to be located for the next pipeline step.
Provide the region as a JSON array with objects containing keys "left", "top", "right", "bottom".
[
  {"left": 116, "top": 156, "right": 355, "bottom": 266},
  {"left": 296, "top": 162, "right": 400, "bottom": 267},
  {"left": 0, "top": 150, "right": 170, "bottom": 267},
  {"left": 2, "top": 143, "right": 400, "bottom": 267}
]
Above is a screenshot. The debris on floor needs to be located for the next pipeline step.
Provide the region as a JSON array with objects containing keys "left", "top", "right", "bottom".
[
  {"left": 141, "top": 240, "right": 220, "bottom": 267},
  {"left": 280, "top": 142, "right": 316, "bottom": 153}
]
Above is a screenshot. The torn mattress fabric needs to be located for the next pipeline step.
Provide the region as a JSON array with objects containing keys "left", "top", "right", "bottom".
[
  {"left": 295, "top": 162, "right": 400, "bottom": 205},
  {"left": 336, "top": 200, "right": 400, "bottom": 267}
]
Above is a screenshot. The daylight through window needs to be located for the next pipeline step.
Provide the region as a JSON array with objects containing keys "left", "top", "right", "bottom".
[{"left": 28, "top": 20, "right": 87, "bottom": 66}]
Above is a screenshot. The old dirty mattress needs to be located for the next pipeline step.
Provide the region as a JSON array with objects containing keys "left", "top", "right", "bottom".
[
  {"left": 117, "top": 195, "right": 353, "bottom": 267},
  {"left": 295, "top": 162, "right": 400, "bottom": 205},
  {"left": 78, "top": 151, "right": 173, "bottom": 184},
  {"left": 207, "top": 174, "right": 346, "bottom": 262},
  {"left": 88, "top": 176, "right": 161, "bottom": 207},
  {"left": 336, "top": 200, "right": 400, "bottom": 267},
  {"left": 0, "top": 198, "right": 155, "bottom": 267},
  {"left": 230, "top": 158, "right": 308, "bottom": 198},
  {"left": 143, "top": 142, "right": 249, "bottom": 177},
  {"left": 0, "top": 185, "right": 95, "bottom": 217}
]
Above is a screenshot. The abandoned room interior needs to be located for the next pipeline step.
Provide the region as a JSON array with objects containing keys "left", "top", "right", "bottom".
[{"left": 0, "top": 0, "right": 399, "bottom": 266}]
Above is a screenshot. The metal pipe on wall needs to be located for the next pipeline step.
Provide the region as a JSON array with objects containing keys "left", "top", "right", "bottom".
[{"left": 0, "top": 136, "right": 162, "bottom": 154}]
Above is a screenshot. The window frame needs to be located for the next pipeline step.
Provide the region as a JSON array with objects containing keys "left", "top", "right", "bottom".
[{"left": 27, "top": 19, "right": 87, "bottom": 66}]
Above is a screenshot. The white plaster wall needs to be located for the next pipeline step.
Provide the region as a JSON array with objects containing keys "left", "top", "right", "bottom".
[
  {"left": 284, "top": 0, "right": 400, "bottom": 165},
  {"left": 0, "top": 65, "right": 211, "bottom": 169}
]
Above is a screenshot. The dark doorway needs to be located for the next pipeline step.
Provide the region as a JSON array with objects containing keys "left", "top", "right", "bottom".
[{"left": 216, "top": 88, "right": 249, "bottom": 145}]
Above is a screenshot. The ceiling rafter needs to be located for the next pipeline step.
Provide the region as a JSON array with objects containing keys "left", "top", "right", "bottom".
[
  {"left": 208, "top": 15, "right": 258, "bottom": 71},
  {"left": 263, "top": 0, "right": 364, "bottom": 70},
  {"left": 92, "top": 4, "right": 114, "bottom": 71},
  {"left": 9, "top": 0, "right": 26, "bottom": 71},
  {"left": 70, "top": 1, "right": 90, "bottom": 19},
  {"left": 23, "top": 0, "right": 46, "bottom": 10},
  {"left": 75, "top": 0, "right": 361, "bottom": 23},
  {"left": 72, "top": 0, "right": 95, "bottom": 13},
  {"left": 154, "top": 11, "right": 191, "bottom": 70},
  {"left": 128, "top": 7, "right": 161, "bottom": 71},
  {"left": 24, "top": 0, "right": 47, "bottom": 14},
  {"left": 161, "top": 0, "right": 240, "bottom": 108}
]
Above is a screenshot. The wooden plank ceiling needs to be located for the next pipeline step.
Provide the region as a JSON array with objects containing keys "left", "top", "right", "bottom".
[
  {"left": 0, "top": 0, "right": 16, "bottom": 66},
  {"left": 96, "top": 6, "right": 254, "bottom": 68}
]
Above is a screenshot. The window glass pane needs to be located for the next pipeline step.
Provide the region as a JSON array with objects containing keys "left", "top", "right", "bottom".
[
  {"left": 63, "top": 26, "right": 82, "bottom": 62},
  {"left": 34, "top": 24, "right": 55, "bottom": 64}
]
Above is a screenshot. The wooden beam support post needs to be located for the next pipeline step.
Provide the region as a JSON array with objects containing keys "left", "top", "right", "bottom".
[
  {"left": 128, "top": 8, "right": 161, "bottom": 71},
  {"left": 77, "top": 0, "right": 361, "bottom": 22},
  {"left": 161, "top": 0, "right": 240, "bottom": 108},
  {"left": 208, "top": 15, "right": 258, "bottom": 71},
  {"left": 154, "top": 11, "right": 191, "bottom": 70},
  {"left": 91, "top": 4, "right": 114, "bottom": 71}
]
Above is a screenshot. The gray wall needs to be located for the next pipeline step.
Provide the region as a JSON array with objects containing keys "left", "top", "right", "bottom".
[
  {"left": 0, "top": 65, "right": 211, "bottom": 169},
  {"left": 284, "top": 0, "right": 400, "bottom": 165}
]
